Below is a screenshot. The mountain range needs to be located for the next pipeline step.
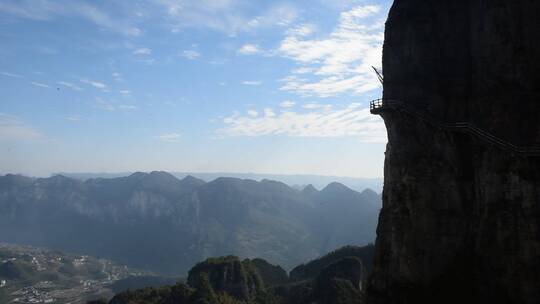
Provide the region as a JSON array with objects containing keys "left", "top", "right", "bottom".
[
  {"left": 58, "top": 172, "right": 384, "bottom": 194},
  {"left": 0, "top": 172, "right": 380, "bottom": 275}
]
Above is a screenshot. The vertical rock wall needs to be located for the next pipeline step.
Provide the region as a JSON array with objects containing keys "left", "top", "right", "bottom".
[{"left": 367, "top": 1, "right": 540, "bottom": 303}]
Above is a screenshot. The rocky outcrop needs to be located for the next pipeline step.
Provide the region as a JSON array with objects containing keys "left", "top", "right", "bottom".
[
  {"left": 187, "top": 256, "right": 265, "bottom": 302},
  {"left": 314, "top": 257, "right": 364, "bottom": 304},
  {"left": 107, "top": 244, "right": 375, "bottom": 304},
  {"left": 275, "top": 256, "right": 365, "bottom": 304},
  {"left": 250, "top": 259, "right": 289, "bottom": 287},
  {"left": 367, "top": 1, "right": 540, "bottom": 303},
  {"left": 290, "top": 245, "right": 374, "bottom": 282}
]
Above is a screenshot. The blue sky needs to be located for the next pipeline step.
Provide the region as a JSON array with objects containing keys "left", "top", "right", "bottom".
[{"left": 0, "top": 0, "right": 392, "bottom": 178}]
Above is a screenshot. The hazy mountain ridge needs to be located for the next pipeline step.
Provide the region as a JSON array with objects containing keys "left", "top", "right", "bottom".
[
  {"left": 57, "top": 172, "right": 384, "bottom": 194},
  {"left": 0, "top": 172, "right": 380, "bottom": 275}
]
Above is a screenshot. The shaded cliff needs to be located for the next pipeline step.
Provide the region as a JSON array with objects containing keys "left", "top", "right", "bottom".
[
  {"left": 367, "top": 1, "right": 540, "bottom": 303},
  {"left": 105, "top": 244, "right": 373, "bottom": 304}
]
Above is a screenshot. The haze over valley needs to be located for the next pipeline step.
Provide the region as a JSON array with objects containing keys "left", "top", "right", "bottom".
[{"left": 0, "top": 172, "right": 380, "bottom": 275}]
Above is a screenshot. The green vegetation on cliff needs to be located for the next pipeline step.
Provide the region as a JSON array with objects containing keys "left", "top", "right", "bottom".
[
  {"left": 106, "top": 245, "right": 371, "bottom": 304},
  {"left": 289, "top": 244, "right": 374, "bottom": 282}
]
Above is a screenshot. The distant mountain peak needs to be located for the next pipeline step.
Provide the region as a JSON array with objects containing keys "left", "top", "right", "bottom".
[
  {"left": 0, "top": 174, "right": 34, "bottom": 186},
  {"left": 127, "top": 171, "right": 179, "bottom": 182},
  {"left": 302, "top": 184, "right": 319, "bottom": 195},
  {"left": 321, "top": 182, "right": 351, "bottom": 193},
  {"left": 149, "top": 171, "right": 177, "bottom": 178},
  {"left": 128, "top": 171, "right": 148, "bottom": 179},
  {"left": 361, "top": 188, "right": 378, "bottom": 196},
  {"left": 41, "top": 174, "right": 78, "bottom": 185},
  {"left": 260, "top": 179, "right": 292, "bottom": 189},
  {"left": 181, "top": 175, "right": 206, "bottom": 187},
  {"left": 211, "top": 176, "right": 243, "bottom": 184}
]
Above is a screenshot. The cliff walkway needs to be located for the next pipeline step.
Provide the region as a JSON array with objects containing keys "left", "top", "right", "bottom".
[{"left": 370, "top": 99, "right": 540, "bottom": 157}]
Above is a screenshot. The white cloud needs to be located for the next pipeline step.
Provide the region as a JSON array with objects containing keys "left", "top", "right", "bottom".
[
  {"left": 279, "top": 100, "right": 296, "bottom": 108},
  {"left": 237, "top": 44, "right": 260, "bottom": 55},
  {"left": 302, "top": 103, "right": 332, "bottom": 110},
  {"left": 155, "top": 133, "right": 181, "bottom": 143},
  {"left": 133, "top": 48, "right": 152, "bottom": 55},
  {"left": 264, "top": 108, "right": 275, "bottom": 117},
  {"left": 30, "top": 81, "right": 50, "bottom": 88},
  {"left": 80, "top": 79, "right": 107, "bottom": 89},
  {"left": 0, "top": 113, "right": 43, "bottom": 141},
  {"left": 218, "top": 103, "right": 386, "bottom": 142},
  {"left": 291, "top": 67, "right": 315, "bottom": 74},
  {"left": 242, "top": 81, "right": 262, "bottom": 86},
  {"left": 1, "top": 71, "right": 23, "bottom": 78},
  {"left": 247, "top": 110, "right": 258, "bottom": 117},
  {"left": 159, "top": 1, "right": 297, "bottom": 35},
  {"left": 0, "top": 1, "right": 141, "bottom": 36},
  {"left": 342, "top": 5, "right": 380, "bottom": 19},
  {"left": 58, "top": 81, "right": 83, "bottom": 91},
  {"left": 278, "top": 5, "right": 384, "bottom": 97},
  {"left": 119, "top": 90, "right": 131, "bottom": 96},
  {"left": 246, "top": 3, "right": 298, "bottom": 29},
  {"left": 286, "top": 23, "right": 315, "bottom": 37},
  {"left": 181, "top": 50, "right": 200, "bottom": 60}
]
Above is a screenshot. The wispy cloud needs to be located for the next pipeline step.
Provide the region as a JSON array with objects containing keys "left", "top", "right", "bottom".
[
  {"left": 80, "top": 79, "right": 107, "bottom": 90},
  {"left": 118, "top": 104, "right": 137, "bottom": 110},
  {"left": 94, "top": 97, "right": 137, "bottom": 111},
  {"left": 238, "top": 44, "right": 261, "bottom": 55},
  {"left": 58, "top": 81, "right": 83, "bottom": 91},
  {"left": 159, "top": 1, "right": 297, "bottom": 35},
  {"left": 1, "top": 71, "right": 24, "bottom": 78},
  {"left": 94, "top": 97, "right": 116, "bottom": 111},
  {"left": 285, "top": 23, "right": 315, "bottom": 37},
  {"left": 242, "top": 81, "right": 262, "bottom": 86},
  {"left": 246, "top": 3, "right": 298, "bottom": 29},
  {"left": 279, "top": 100, "right": 296, "bottom": 108},
  {"left": 155, "top": 133, "right": 181, "bottom": 143},
  {"left": 278, "top": 5, "right": 384, "bottom": 97},
  {"left": 119, "top": 90, "right": 131, "bottom": 96},
  {"left": 0, "top": 113, "right": 43, "bottom": 141},
  {"left": 219, "top": 103, "right": 386, "bottom": 142},
  {"left": 181, "top": 50, "right": 200, "bottom": 60},
  {"left": 112, "top": 72, "right": 123, "bottom": 82},
  {"left": 0, "top": 0, "right": 141, "bottom": 36},
  {"left": 30, "top": 81, "right": 50, "bottom": 88},
  {"left": 302, "top": 103, "right": 332, "bottom": 110},
  {"left": 66, "top": 115, "right": 81, "bottom": 122},
  {"left": 133, "top": 48, "right": 152, "bottom": 55}
]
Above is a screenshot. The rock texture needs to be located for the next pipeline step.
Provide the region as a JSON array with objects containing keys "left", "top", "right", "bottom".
[
  {"left": 367, "top": 1, "right": 540, "bottom": 303},
  {"left": 187, "top": 256, "right": 265, "bottom": 302}
]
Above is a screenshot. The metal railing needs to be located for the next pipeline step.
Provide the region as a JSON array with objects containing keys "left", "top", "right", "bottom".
[
  {"left": 370, "top": 99, "right": 401, "bottom": 111},
  {"left": 369, "top": 99, "right": 540, "bottom": 157}
]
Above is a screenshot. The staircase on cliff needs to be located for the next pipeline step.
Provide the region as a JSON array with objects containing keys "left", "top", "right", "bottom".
[{"left": 370, "top": 99, "right": 540, "bottom": 157}]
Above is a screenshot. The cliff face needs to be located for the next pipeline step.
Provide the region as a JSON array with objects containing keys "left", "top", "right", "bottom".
[{"left": 367, "top": 1, "right": 540, "bottom": 303}]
